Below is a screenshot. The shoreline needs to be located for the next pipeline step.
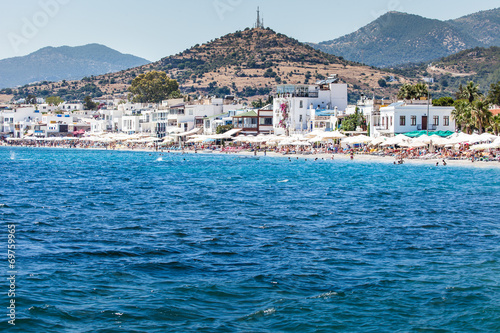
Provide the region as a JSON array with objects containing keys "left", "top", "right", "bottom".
[{"left": 4, "top": 144, "right": 500, "bottom": 170}]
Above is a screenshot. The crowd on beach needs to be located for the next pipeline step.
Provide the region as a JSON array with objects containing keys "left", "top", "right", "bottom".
[{"left": 3, "top": 136, "right": 500, "bottom": 164}]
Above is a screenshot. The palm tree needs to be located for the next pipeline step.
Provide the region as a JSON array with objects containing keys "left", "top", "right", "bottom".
[
  {"left": 489, "top": 114, "right": 500, "bottom": 136},
  {"left": 397, "top": 83, "right": 414, "bottom": 100},
  {"left": 414, "top": 82, "right": 429, "bottom": 99},
  {"left": 471, "top": 99, "right": 492, "bottom": 134},
  {"left": 452, "top": 100, "right": 474, "bottom": 133},
  {"left": 459, "top": 81, "right": 482, "bottom": 103}
]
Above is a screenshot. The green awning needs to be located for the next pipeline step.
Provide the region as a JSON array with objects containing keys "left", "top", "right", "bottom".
[{"left": 404, "top": 130, "right": 454, "bottom": 138}]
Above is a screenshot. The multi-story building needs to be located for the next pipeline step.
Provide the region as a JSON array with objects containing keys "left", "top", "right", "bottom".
[{"left": 273, "top": 75, "right": 348, "bottom": 135}]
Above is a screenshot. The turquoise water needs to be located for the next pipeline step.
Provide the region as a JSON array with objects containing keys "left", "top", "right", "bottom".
[{"left": 1, "top": 147, "right": 499, "bottom": 332}]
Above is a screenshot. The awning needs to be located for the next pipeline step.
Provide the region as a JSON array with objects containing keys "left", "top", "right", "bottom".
[
  {"left": 220, "top": 128, "right": 242, "bottom": 138},
  {"left": 171, "top": 127, "right": 202, "bottom": 137}
]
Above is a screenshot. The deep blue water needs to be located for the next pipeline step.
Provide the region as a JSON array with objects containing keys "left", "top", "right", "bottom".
[{"left": 1, "top": 147, "right": 499, "bottom": 332}]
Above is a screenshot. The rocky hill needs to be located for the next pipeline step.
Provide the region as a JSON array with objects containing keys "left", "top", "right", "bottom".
[
  {"left": 311, "top": 9, "right": 500, "bottom": 68},
  {"left": 0, "top": 44, "right": 150, "bottom": 89},
  {"left": 2, "top": 28, "right": 412, "bottom": 104}
]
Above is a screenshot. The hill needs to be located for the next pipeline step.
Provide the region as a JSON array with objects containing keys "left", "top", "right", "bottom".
[
  {"left": 310, "top": 9, "right": 500, "bottom": 68},
  {"left": 2, "top": 28, "right": 413, "bottom": 103},
  {"left": 448, "top": 8, "right": 500, "bottom": 46},
  {"left": 0, "top": 44, "right": 150, "bottom": 89},
  {"left": 387, "top": 46, "right": 500, "bottom": 97}
]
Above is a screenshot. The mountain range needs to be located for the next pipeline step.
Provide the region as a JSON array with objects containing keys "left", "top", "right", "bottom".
[
  {"left": 4, "top": 28, "right": 409, "bottom": 103},
  {"left": 0, "top": 44, "right": 150, "bottom": 89},
  {"left": 310, "top": 8, "right": 500, "bottom": 68}
]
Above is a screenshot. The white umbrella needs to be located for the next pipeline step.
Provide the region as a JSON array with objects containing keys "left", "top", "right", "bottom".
[
  {"left": 381, "top": 134, "right": 409, "bottom": 146},
  {"left": 479, "top": 133, "right": 498, "bottom": 142},
  {"left": 292, "top": 141, "right": 311, "bottom": 146},
  {"left": 343, "top": 135, "right": 371, "bottom": 144},
  {"left": 320, "top": 131, "right": 346, "bottom": 140},
  {"left": 409, "top": 141, "right": 427, "bottom": 148},
  {"left": 414, "top": 134, "right": 433, "bottom": 144},
  {"left": 305, "top": 129, "right": 328, "bottom": 138},
  {"left": 369, "top": 136, "right": 387, "bottom": 146},
  {"left": 447, "top": 132, "right": 472, "bottom": 145}
]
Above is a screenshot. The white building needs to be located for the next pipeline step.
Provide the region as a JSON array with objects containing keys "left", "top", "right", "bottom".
[
  {"left": 273, "top": 75, "right": 348, "bottom": 135},
  {"left": 373, "top": 100, "right": 456, "bottom": 137},
  {"left": 1, "top": 106, "right": 42, "bottom": 138}
]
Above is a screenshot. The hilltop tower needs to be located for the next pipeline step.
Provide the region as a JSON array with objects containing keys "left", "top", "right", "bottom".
[{"left": 254, "top": 7, "right": 264, "bottom": 29}]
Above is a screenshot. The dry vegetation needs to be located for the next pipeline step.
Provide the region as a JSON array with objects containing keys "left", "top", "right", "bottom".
[{"left": 10, "top": 28, "right": 413, "bottom": 102}]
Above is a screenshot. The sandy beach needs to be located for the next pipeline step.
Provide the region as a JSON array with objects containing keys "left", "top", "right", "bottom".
[{"left": 4, "top": 142, "right": 500, "bottom": 169}]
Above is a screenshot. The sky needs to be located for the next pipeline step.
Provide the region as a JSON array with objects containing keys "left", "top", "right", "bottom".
[{"left": 1, "top": 0, "right": 499, "bottom": 62}]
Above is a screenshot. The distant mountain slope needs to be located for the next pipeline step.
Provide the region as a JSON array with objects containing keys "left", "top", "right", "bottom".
[
  {"left": 311, "top": 9, "right": 500, "bottom": 68},
  {"left": 387, "top": 46, "right": 500, "bottom": 97},
  {"left": 5, "top": 28, "right": 414, "bottom": 103},
  {"left": 0, "top": 44, "right": 150, "bottom": 89},
  {"left": 448, "top": 8, "right": 500, "bottom": 46}
]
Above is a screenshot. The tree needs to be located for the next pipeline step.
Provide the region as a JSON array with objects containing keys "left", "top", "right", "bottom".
[
  {"left": 216, "top": 124, "right": 233, "bottom": 134},
  {"left": 46, "top": 96, "right": 64, "bottom": 106},
  {"left": 340, "top": 109, "right": 366, "bottom": 132},
  {"left": 471, "top": 99, "right": 492, "bottom": 134},
  {"left": 129, "top": 71, "right": 181, "bottom": 104},
  {"left": 458, "top": 81, "right": 481, "bottom": 103},
  {"left": 452, "top": 100, "right": 473, "bottom": 133},
  {"left": 487, "top": 81, "right": 500, "bottom": 106},
  {"left": 432, "top": 96, "right": 454, "bottom": 106},
  {"left": 489, "top": 114, "right": 500, "bottom": 136},
  {"left": 397, "top": 83, "right": 414, "bottom": 99},
  {"left": 252, "top": 99, "right": 265, "bottom": 108},
  {"left": 414, "top": 82, "right": 429, "bottom": 99},
  {"left": 378, "top": 79, "right": 387, "bottom": 88},
  {"left": 25, "top": 94, "right": 37, "bottom": 104},
  {"left": 397, "top": 83, "right": 428, "bottom": 100},
  {"left": 83, "top": 96, "right": 97, "bottom": 111}
]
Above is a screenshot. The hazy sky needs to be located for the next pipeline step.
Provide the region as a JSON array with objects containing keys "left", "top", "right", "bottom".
[{"left": 1, "top": 0, "right": 498, "bottom": 62}]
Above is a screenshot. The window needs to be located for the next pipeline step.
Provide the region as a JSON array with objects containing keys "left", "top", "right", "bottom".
[
  {"left": 390, "top": 116, "right": 393, "bottom": 126},
  {"left": 411, "top": 116, "right": 417, "bottom": 126},
  {"left": 433, "top": 116, "right": 439, "bottom": 126},
  {"left": 444, "top": 116, "right": 449, "bottom": 126},
  {"left": 299, "top": 101, "right": 303, "bottom": 108},
  {"left": 299, "top": 115, "right": 303, "bottom": 122},
  {"left": 382, "top": 117, "right": 385, "bottom": 126},
  {"left": 260, "top": 118, "right": 272, "bottom": 125},
  {"left": 400, "top": 116, "right": 406, "bottom": 126}
]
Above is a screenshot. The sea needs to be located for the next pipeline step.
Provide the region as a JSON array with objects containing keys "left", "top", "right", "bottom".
[{"left": 1, "top": 147, "right": 499, "bottom": 332}]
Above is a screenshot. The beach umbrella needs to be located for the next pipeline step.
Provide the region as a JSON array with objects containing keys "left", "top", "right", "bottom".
[
  {"left": 414, "top": 134, "right": 433, "bottom": 144},
  {"left": 381, "top": 134, "right": 408, "bottom": 147},
  {"left": 320, "top": 131, "right": 346, "bottom": 140},
  {"left": 479, "top": 133, "right": 498, "bottom": 142},
  {"left": 409, "top": 141, "right": 427, "bottom": 148},
  {"left": 447, "top": 132, "right": 472, "bottom": 145},
  {"left": 305, "top": 130, "right": 327, "bottom": 138},
  {"left": 343, "top": 135, "right": 371, "bottom": 145},
  {"left": 369, "top": 136, "right": 387, "bottom": 146},
  {"left": 292, "top": 141, "right": 311, "bottom": 146},
  {"left": 429, "top": 136, "right": 450, "bottom": 146}
]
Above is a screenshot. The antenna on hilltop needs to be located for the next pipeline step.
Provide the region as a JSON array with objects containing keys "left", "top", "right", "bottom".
[{"left": 255, "top": 7, "right": 264, "bottom": 29}]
